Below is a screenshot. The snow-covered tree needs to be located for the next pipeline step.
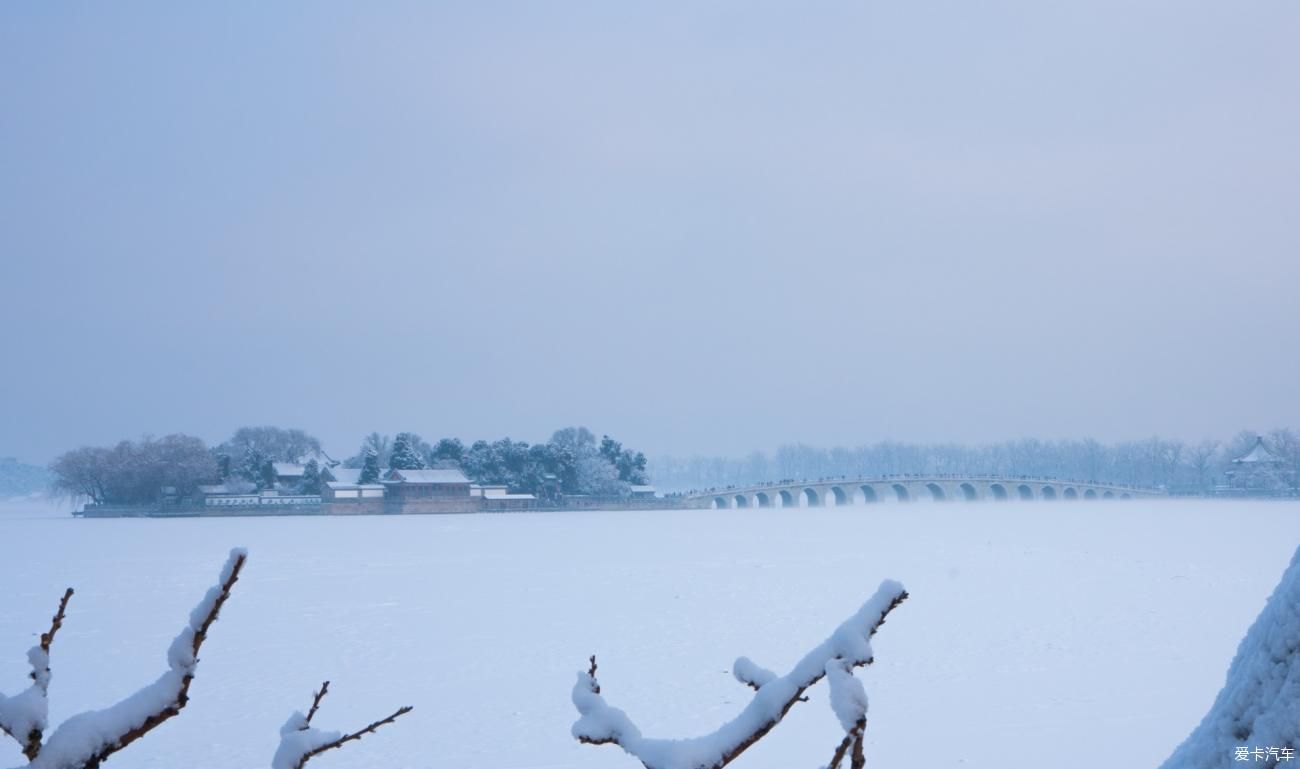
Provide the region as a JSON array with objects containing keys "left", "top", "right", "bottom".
[
  {"left": 0, "top": 551, "right": 410, "bottom": 769},
  {"left": 571, "top": 581, "right": 908, "bottom": 769},
  {"left": 50, "top": 435, "right": 218, "bottom": 505},
  {"left": 388, "top": 433, "right": 427, "bottom": 471},
  {"left": 358, "top": 448, "right": 381, "bottom": 485},
  {"left": 1162, "top": 547, "right": 1300, "bottom": 768},
  {"left": 599, "top": 435, "right": 649, "bottom": 485},
  {"left": 431, "top": 438, "right": 464, "bottom": 464},
  {"left": 239, "top": 445, "right": 268, "bottom": 488},
  {"left": 299, "top": 460, "right": 322, "bottom": 495},
  {"left": 576, "top": 454, "right": 623, "bottom": 496},
  {"left": 218, "top": 427, "right": 322, "bottom": 464}
]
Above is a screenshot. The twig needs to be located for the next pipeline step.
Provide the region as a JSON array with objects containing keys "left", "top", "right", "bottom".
[
  {"left": 293, "top": 706, "right": 414, "bottom": 769},
  {"left": 849, "top": 719, "right": 866, "bottom": 769},
  {"left": 39, "top": 588, "right": 74, "bottom": 656},
  {"left": 826, "top": 731, "right": 854, "bottom": 769},
  {"left": 825, "top": 718, "right": 865, "bottom": 769},
  {"left": 305, "top": 681, "right": 329, "bottom": 726}
]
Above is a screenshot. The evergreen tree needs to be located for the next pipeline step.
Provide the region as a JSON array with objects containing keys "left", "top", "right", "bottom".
[
  {"left": 389, "top": 432, "right": 427, "bottom": 470},
  {"left": 300, "top": 459, "right": 322, "bottom": 494},
  {"left": 259, "top": 458, "right": 277, "bottom": 491},
  {"left": 616, "top": 450, "right": 648, "bottom": 485},
  {"left": 358, "top": 447, "right": 381, "bottom": 484},
  {"left": 239, "top": 446, "right": 268, "bottom": 488},
  {"left": 432, "top": 438, "right": 465, "bottom": 464}
]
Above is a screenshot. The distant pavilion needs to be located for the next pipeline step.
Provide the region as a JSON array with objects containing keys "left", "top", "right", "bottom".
[{"left": 1226, "top": 436, "right": 1289, "bottom": 494}]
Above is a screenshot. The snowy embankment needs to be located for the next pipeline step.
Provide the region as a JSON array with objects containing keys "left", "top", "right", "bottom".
[
  {"left": 1163, "top": 546, "right": 1300, "bottom": 768},
  {"left": 0, "top": 499, "right": 1296, "bottom": 769}
]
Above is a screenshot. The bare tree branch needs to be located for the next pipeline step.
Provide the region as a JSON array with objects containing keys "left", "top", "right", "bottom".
[
  {"left": 825, "top": 718, "right": 866, "bottom": 769},
  {"left": 274, "top": 682, "right": 412, "bottom": 769},
  {"left": 39, "top": 589, "right": 74, "bottom": 658},
  {"left": 28, "top": 549, "right": 247, "bottom": 768},
  {"left": 304, "top": 681, "right": 329, "bottom": 727},
  {"left": 0, "top": 587, "right": 74, "bottom": 760},
  {"left": 6, "top": 551, "right": 412, "bottom": 769},
  {"left": 293, "top": 706, "right": 413, "bottom": 769},
  {"left": 572, "top": 581, "right": 908, "bottom": 769}
]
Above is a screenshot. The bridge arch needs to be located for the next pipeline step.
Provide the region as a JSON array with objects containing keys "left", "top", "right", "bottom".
[
  {"left": 826, "top": 486, "right": 849, "bottom": 506},
  {"left": 1121, "top": 492, "right": 1132, "bottom": 500},
  {"left": 1017, "top": 484, "right": 1033, "bottom": 500},
  {"left": 778, "top": 489, "right": 797, "bottom": 508},
  {"left": 891, "top": 484, "right": 910, "bottom": 502},
  {"left": 1063, "top": 487, "right": 1078, "bottom": 500},
  {"left": 959, "top": 482, "right": 978, "bottom": 501},
  {"left": 713, "top": 496, "right": 729, "bottom": 509},
  {"left": 1102, "top": 491, "right": 1115, "bottom": 499},
  {"left": 925, "top": 483, "right": 946, "bottom": 502},
  {"left": 1083, "top": 489, "right": 1097, "bottom": 499},
  {"left": 859, "top": 485, "right": 878, "bottom": 504},
  {"left": 803, "top": 488, "right": 821, "bottom": 507},
  {"left": 734, "top": 494, "right": 750, "bottom": 508},
  {"left": 1041, "top": 485, "right": 1057, "bottom": 500},
  {"left": 990, "top": 483, "right": 1008, "bottom": 500},
  {"left": 755, "top": 491, "right": 773, "bottom": 508}
]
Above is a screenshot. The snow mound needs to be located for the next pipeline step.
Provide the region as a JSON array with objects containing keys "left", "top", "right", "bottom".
[{"left": 1162, "top": 546, "right": 1300, "bottom": 768}]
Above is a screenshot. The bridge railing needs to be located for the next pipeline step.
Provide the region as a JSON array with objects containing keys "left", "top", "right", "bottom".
[{"left": 670, "top": 474, "right": 1163, "bottom": 498}]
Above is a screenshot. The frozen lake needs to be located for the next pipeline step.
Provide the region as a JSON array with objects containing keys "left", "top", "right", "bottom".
[{"left": 1, "top": 499, "right": 1296, "bottom": 769}]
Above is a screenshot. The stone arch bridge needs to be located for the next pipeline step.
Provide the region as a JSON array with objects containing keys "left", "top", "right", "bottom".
[{"left": 687, "top": 475, "right": 1164, "bottom": 509}]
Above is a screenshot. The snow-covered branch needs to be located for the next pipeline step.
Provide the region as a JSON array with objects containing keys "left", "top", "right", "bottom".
[
  {"left": 823, "top": 659, "right": 867, "bottom": 769},
  {"left": 733, "top": 657, "right": 807, "bottom": 702},
  {"left": 4, "top": 550, "right": 412, "bottom": 769},
  {"left": 272, "top": 681, "right": 412, "bottom": 769},
  {"left": 3, "top": 548, "right": 246, "bottom": 769},
  {"left": 571, "top": 580, "right": 908, "bottom": 769},
  {"left": 0, "top": 588, "right": 74, "bottom": 761}
]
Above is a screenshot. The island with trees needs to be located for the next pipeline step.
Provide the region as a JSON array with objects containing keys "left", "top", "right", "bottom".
[{"left": 51, "top": 426, "right": 671, "bottom": 517}]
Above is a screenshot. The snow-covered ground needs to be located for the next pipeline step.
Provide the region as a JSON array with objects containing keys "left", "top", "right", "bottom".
[{"left": 0, "top": 499, "right": 1296, "bottom": 769}]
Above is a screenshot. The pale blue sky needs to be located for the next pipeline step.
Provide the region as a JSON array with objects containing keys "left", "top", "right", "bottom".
[{"left": 2, "top": 1, "right": 1298, "bottom": 463}]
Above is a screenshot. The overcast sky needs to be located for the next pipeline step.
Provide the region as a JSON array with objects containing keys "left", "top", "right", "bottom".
[{"left": 2, "top": 1, "right": 1298, "bottom": 464}]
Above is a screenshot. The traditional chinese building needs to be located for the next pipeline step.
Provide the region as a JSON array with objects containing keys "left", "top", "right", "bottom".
[
  {"left": 381, "top": 467, "right": 477, "bottom": 513},
  {"left": 1225, "top": 436, "right": 1290, "bottom": 495}
]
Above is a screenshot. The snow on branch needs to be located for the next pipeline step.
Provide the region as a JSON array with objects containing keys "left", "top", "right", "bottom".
[
  {"left": 733, "top": 657, "right": 807, "bottom": 703},
  {"left": 0, "top": 588, "right": 74, "bottom": 761},
  {"left": 272, "top": 680, "right": 412, "bottom": 769},
  {"left": 4, "top": 548, "right": 246, "bottom": 769},
  {"left": 823, "top": 659, "right": 868, "bottom": 769},
  {"left": 571, "top": 580, "right": 908, "bottom": 769}
]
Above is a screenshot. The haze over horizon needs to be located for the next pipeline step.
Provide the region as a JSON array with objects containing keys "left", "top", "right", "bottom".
[{"left": 3, "top": 1, "right": 1299, "bottom": 465}]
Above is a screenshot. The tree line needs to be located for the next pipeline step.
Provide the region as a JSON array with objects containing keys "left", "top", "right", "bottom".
[
  {"left": 341, "top": 426, "right": 648, "bottom": 500},
  {"left": 649, "top": 428, "right": 1300, "bottom": 493},
  {"left": 49, "top": 425, "right": 648, "bottom": 505}
]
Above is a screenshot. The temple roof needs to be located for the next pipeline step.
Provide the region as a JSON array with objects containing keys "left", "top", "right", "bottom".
[
  {"left": 1234, "top": 436, "right": 1282, "bottom": 464},
  {"left": 383, "top": 468, "right": 470, "bottom": 484}
]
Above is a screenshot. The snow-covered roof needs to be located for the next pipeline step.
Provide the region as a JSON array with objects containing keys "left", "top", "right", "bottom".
[
  {"left": 326, "top": 481, "right": 385, "bottom": 490},
  {"left": 325, "top": 467, "right": 362, "bottom": 484},
  {"left": 630, "top": 485, "right": 656, "bottom": 493},
  {"left": 1234, "top": 437, "right": 1282, "bottom": 464},
  {"left": 273, "top": 462, "right": 306, "bottom": 477},
  {"left": 197, "top": 484, "right": 231, "bottom": 495},
  {"left": 383, "top": 468, "right": 470, "bottom": 484}
]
